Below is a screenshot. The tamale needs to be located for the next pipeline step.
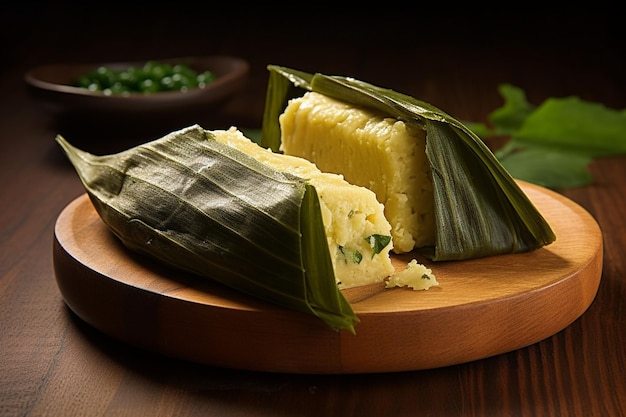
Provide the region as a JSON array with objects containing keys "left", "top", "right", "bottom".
[
  {"left": 56, "top": 125, "right": 398, "bottom": 333},
  {"left": 261, "top": 65, "right": 556, "bottom": 261}
]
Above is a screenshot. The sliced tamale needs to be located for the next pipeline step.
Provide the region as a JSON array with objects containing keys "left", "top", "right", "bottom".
[
  {"left": 212, "top": 128, "right": 395, "bottom": 290},
  {"left": 56, "top": 125, "right": 396, "bottom": 333},
  {"left": 261, "top": 65, "right": 556, "bottom": 261},
  {"left": 278, "top": 91, "right": 434, "bottom": 253}
]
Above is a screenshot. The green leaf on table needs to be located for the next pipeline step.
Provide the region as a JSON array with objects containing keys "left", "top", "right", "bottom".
[
  {"left": 497, "top": 146, "right": 594, "bottom": 189},
  {"left": 489, "top": 84, "right": 536, "bottom": 135},
  {"left": 511, "top": 96, "right": 626, "bottom": 157},
  {"left": 468, "top": 84, "right": 626, "bottom": 189}
]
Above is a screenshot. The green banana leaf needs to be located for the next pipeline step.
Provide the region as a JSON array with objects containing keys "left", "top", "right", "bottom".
[
  {"left": 261, "top": 65, "right": 556, "bottom": 261},
  {"left": 57, "top": 125, "right": 358, "bottom": 333}
]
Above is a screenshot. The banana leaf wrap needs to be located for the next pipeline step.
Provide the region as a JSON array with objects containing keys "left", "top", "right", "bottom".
[
  {"left": 56, "top": 125, "right": 358, "bottom": 333},
  {"left": 261, "top": 65, "right": 556, "bottom": 261}
]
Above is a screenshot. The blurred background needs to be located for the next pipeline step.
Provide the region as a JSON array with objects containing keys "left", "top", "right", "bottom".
[{"left": 2, "top": 3, "right": 624, "bottom": 146}]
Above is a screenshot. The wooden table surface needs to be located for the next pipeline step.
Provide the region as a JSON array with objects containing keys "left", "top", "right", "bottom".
[{"left": 1, "top": 7, "right": 625, "bottom": 417}]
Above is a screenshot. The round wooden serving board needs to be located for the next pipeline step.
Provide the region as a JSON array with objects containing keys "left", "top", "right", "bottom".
[{"left": 53, "top": 182, "right": 602, "bottom": 374}]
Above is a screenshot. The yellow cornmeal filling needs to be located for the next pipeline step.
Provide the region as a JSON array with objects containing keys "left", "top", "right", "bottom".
[
  {"left": 279, "top": 91, "right": 435, "bottom": 254},
  {"left": 213, "top": 127, "right": 395, "bottom": 289}
]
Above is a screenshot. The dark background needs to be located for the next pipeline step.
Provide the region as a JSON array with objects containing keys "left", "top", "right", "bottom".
[{"left": 3, "top": 4, "right": 624, "bottom": 132}]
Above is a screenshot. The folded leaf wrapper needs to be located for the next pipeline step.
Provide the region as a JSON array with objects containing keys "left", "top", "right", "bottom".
[
  {"left": 261, "top": 66, "right": 556, "bottom": 261},
  {"left": 56, "top": 125, "right": 358, "bottom": 333}
]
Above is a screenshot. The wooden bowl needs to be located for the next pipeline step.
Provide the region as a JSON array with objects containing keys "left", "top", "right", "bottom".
[
  {"left": 25, "top": 56, "right": 250, "bottom": 151},
  {"left": 25, "top": 55, "right": 249, "bottom": 116}
]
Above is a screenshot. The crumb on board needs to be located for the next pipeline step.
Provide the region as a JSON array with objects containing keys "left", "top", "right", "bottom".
[{"left": 386, "top": 259, "right": 438, "bottom": 290}]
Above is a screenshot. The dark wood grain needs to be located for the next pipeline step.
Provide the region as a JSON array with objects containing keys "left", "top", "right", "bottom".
[{"left": 1, "top": 7, "right": 625, "bottom": 416}]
